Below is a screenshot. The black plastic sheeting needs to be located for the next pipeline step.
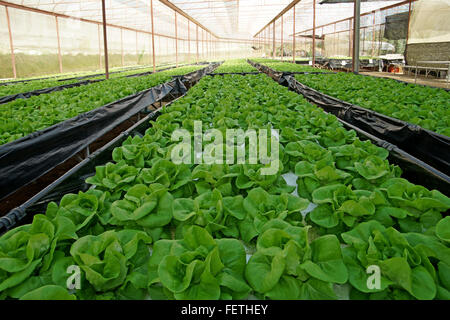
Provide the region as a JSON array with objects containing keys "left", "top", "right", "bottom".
[
  {"left": 0, "top": 62, "right": 220, "bottom": 201},
  {"left": 0, "top": 109, "right": 163, "bottom": 235},
  {"left": 249, "top": 60, "right": 450, "bottom": 194},
  {"left": 0, "top": 79, "right": 104, "bottom": 105}
]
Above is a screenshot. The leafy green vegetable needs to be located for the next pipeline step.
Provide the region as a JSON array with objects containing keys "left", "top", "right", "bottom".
[
  {"left": 149, "top": 226, "right": 250, "bottom": 299},
  {"left": 0, "top": 65, "right": 204, "bottom": 145},
  {"left": 1, "top": 69, "right": 449, "bottom": 300},
  {"left": 295, "top": 72, "right": 450, "bottom": 136},
  {"left": 214, "top": 59, "right": 258, "bottom": 73},
  {"left": 245, "top": 223, "right": 347, "bottom": 299}
]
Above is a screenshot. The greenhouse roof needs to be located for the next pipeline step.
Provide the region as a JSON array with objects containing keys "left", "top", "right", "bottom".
[{"left": 1, "top": 0, "right": 407, "bottom": 41}]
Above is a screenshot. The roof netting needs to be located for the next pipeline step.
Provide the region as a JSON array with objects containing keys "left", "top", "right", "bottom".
[
  {"left": 2, "top": 0, "right": 413, "bottom": 41},
  {"left": 254, "top": 0, "right": 405, "bottom": 38}
]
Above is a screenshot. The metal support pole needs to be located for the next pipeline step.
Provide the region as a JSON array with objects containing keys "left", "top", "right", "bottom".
[
  {"left": 281, "top": 15, "right": 284, "bottom": 61},
  {"left": 353, "top": 0, "right": 361, "bottom": 73},
  {"left": 372, "top": 12, "right": 376, "bottom": 56},
  {"left": 349, "top": 18, "right": 352, "bottom": 58},
  {"left": 150, "top": 0, "right": 156, "bottom": 72},
  {"left": 121, "top": 27, "right": 124, "bottom": 67},
  {"left": 312, "top": 0, "right": 316, "bottom": 65},
  {"left": 5, "top": 6, "right": 17, "bottom": 78},
  {"left": 136, "top": 30, "right": 138, "bottom": 64},
  {"left": 187, "top": 20, "right": 190, "bottom": 62},
  {"left": 293, "top": 5, "right": 296, "bottom": 63},
  {"left": 363, "top": 27, "right": 366, "bottom": 56},
  {"left": 196, "top": 24, "right": 199, "bottom": 63},
  {"left": 405, "top": 0, "right": 412, "bottom": 58},
  {"left": 55, "top": 16, "right": 63, "bottom": 73},
  {"left": 101, "top": 0, "right": 109, "bottom": 79},
  {"left": 175, "top": 11, "right": 178, "bottom": 67},
  {"left": 272, "top": 21, "right": 276, "bottom": 58},
  {"left": 334, "top": 23, "right": 337, "bottom": 56},
  {"left": 98, "top": 24, "right": 102, "bottom": 69}
]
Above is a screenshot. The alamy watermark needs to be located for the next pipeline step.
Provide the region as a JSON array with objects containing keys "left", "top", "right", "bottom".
[
  {"left": 366, "top": 265, "right": 381, "bottom": 290},
  {"left": 66, "top": 265, "right": 81, "bottom": 290},
  {"left": 170, "top": 121, "right": 280, "bottom": 175}
]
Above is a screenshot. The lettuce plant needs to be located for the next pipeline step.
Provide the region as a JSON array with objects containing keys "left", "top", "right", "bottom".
[
  {"left": 245, "top": 222, "right": 348, "bottom": 299},
  {"left": 238, "top": 187, "right": 309, "bottom": 243},
  {"left": 341, "top": 220, "right": 450, "bottom": 300},
  {"left": 70, "top": 229, "right": 151, "bottom": 294},
  {"left": 0, "top": 214, "right": 77, "bottom": 296},
  {"left": 148, "top": 226, "right": 250, "bottom": 300}
]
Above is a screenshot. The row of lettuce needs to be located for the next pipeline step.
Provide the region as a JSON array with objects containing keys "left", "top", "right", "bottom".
[
  {"left": 0, "top": 65, "right": 205, "bottom": 146},
  {"left": 213, "top": 59, "right": 258, "bottom": 73},
  {"left": 293, "top": 73, "right": 450, "bottom": 137},
  {"left": 0, "top": 63, "right": 192, "bottom": 102},
  {"left": 0, "top": 73, "right": 448, "bottom": 300},
  {"left": 254, "top": 59, "right": 450, "bottom": 137}
]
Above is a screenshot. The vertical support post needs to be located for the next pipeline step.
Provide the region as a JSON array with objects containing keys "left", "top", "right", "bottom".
[
  {"left": 353, "top": 0, "right": 361, "bottom": 73},
  {"left": 98, "top": 24, "right": 102, "bottom": 69},
  {"left": 196, "top": 24, "right": 199, "bottom": 63},
  {"left": 312, "top": 0, "right": 316, "bottom": 65},
  {"left": 174, "top": 11, "right": 178, "bottom": 67},
  {"left": 363, "top": 27, "right": 366, "bottom": 56},
  {"left": 55, "top": 16, "right": 63, "bottom": 73},
  {"left": 187, "top": 20, "right": 190, "bottom": 62},
  {"left": 292, "top": 5, "right": 296, "bottom": 63},
  {"left": 150, "top": 0, "right": 156, "bottom": 72},
  {"left": 101, "top": 0, "right": 109, "bottom": 79},
  {"left": 5, "top": 6, "right": 17, "bottom": 79},
  {"left": 372, "top": 11, "right": 376, "bottom": 56},
  {"left": 272, "top": 21, "right": 276, "bottom": 58},
  {"left": 206, "top": 31, "right": 208, "bottom": 60},
  {"left": 349, "top": 18, "right": 352, "bottom": 57},
  {"left": 334, "top": 23, "right": 337, "bottom": 56},
  {"left": 405, "top": 0, "right": 412, "bottom": 55},
  {"left": 121, "top": 27, "right": 124, "bottom": 67},
  {"left": 281, "top": 15, "right": 283, "bottom": 61}
]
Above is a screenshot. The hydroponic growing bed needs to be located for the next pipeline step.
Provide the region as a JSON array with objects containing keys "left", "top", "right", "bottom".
[
  {"left": 0, "top": 0, "right": 449, "bottom": 305},
  {"left": 1, "top": 72, "right": 448, "bottom": 300}
]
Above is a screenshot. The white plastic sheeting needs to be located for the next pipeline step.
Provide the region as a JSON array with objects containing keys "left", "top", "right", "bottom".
[{"left": 408, "top": 0, "right": 450, "bottom": 44}]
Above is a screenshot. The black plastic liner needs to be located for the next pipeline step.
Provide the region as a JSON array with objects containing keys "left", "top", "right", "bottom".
[
  {"left": 248, "top": 60, "right": 332, "bottom": 80},
  {"left": 248, "top": 60, "right": 284, "bottom": 81},
  {"left": 0, "top": 108, "right": 163, "bottom": 235},
  {"left": 0, "top": 62, "right": 220, "bottom": 201},
  {"left": 280, "top": 75, "right": 450, "bottom": 177}
]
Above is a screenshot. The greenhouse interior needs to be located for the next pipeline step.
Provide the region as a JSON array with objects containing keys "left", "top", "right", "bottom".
[{"left": 0, "top": 0, "right": 449, "bottom": 302}]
